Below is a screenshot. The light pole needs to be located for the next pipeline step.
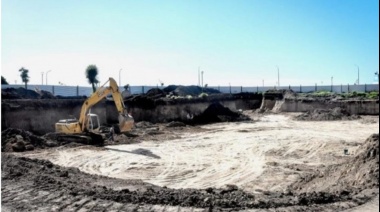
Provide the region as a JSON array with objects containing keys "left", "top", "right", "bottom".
[
  {"left": 198, "top": 67, "right": 200, "bottom": 86},
  {"left": 355, "top": 64, "right": 359, "bottom": 84},
  {"left": 276, "top": 65, "right": 280, "bottom": 87},
  {"left": 201, "top": 71, "right": 204, "bottom": 87},
  {"left": 41, "top": 72, "right": 44, "bottom": 85},
  {"left": 46, "top": 70, "right": 52, "bottom": 85},
  {"left": 119, "top": 68, "right": 122, "bottom": 86}
]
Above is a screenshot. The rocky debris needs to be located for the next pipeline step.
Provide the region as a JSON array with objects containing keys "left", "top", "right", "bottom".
[
  {"left": 295, "top": 107, "right": 360, "bottom": 121},
  {"left": 2, "top": 87, "right": 56, "bottom": 99},
  {"left": 191, "top": 102, "right": 250, "bottom": 125},
  {"left": 1, "top": 128, "right": 50, "bottom": 152}
]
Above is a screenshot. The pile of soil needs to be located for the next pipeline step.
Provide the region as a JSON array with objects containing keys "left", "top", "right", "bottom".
[
  {"left": 1, "top": 128, "right": 105, "bottom": 152},
  {"left": 2, "top": 87, "right": 56, "bottom": 99},
  {"left": 145, "top": 88, "right": 166, "bottom": 99},
  {"left": 291, "top": 134, "right": 379, "bottom": 195},
  {"left": 295, "top": 107, "right": 360, "bottom": 121},
  {"left": 191, "top": 102, "right": 250, "bottom": 124},
  {"left": 0, "top": 154, "right": 358, "bottom": 211},
  {"left": 1, "top": 128, "right": 53, "bottom": 152},
  {"left": 163, "top": 85, "right": 220, "bottom": 96}
]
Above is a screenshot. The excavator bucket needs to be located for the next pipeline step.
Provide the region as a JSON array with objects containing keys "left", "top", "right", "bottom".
[{"left": 118, "top": 113, "right": 135, "bottom": 132}]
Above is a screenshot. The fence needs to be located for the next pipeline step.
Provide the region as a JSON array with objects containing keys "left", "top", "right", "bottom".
[{"left": 2, "top": 83, "right": 378, "bottom": 97}]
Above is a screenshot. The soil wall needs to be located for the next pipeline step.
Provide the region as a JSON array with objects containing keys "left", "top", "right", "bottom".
[
  {"left": 2, "top": 98, "right": 261, "bottom": 134},
  {"left": 2, "top": 96, "right": 378, "bottom": 134},
  {"left": 107, "top": 99, "right": 261, "bottom": 123},
  {"left": 277, "top": 99, "right": 379, "bottom": 115},
  {"left": 1, "top": 100, "right": 107, "bottom": 135}
]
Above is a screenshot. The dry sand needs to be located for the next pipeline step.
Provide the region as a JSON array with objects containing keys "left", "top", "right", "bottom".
[{"left": 22, "top": 113, "right": 379, "bottom": 195}]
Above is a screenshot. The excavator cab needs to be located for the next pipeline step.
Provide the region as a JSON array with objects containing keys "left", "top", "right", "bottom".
[{"left": 86, "top": 113, "right": 100, "bottom": 132}]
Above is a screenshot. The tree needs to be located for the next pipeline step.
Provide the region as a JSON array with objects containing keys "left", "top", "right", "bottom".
[
  {"left": 1, "top": 76, "right": 9, "bottom": 85},
  {"left": 85, "top": 65, "right": 99, "bottom": 92},
  {"left": 19, "top": 67, "right": 30, "bottom": 89}
]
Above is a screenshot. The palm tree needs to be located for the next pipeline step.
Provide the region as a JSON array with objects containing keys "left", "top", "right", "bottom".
[
  {"left": 19, "top": 67, "right": 30, "bottom": 89},
  {"left": 85, "top": 65, "right": 99, "bottom": 92}
]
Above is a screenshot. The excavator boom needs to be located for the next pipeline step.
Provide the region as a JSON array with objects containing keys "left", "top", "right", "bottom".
[
  {"left": 55, "top": 77, "right": 134, "bottom": 141},
  {"left": 78, "top": 78, "right": 134, "bottom": 133}
]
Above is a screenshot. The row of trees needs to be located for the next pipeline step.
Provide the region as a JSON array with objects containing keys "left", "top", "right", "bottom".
[{"left": 1, "top": 65, "right": 100, "bottom": 92}]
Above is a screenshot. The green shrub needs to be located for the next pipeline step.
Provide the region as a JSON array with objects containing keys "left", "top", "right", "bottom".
[{"left": 198, "top": 93, "right": 208, "bottom": 98}]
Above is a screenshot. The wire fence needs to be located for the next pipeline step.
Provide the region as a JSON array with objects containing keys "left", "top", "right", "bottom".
[{"left": 2, "top": 83, "right": 378, "bottom": 97}]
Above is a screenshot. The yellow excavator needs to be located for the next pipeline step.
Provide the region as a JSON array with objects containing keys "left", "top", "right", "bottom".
[{"left": 55, "top": 77, "right": 134, "bottom": 145}]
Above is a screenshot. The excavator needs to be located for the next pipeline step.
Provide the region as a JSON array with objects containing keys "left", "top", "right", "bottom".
[{"left": 55, "top": 77, "right": 134, "bottom": 145}]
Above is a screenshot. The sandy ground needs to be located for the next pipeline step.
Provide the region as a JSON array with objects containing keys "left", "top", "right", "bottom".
[{"left": 22, "top": 113, "right": 379, "bottom": 196}]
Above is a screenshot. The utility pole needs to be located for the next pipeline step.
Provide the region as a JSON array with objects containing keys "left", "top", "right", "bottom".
[
  {"left": 276, "top": 65, "right": 280, "bottom": 87},
  {"left": 119, "top": 69, "right": 122, "bottom": 86},
  {"left": 201, "top": 71, "right": 204, "bottom": 87},
  {"left": 46, "top": 70, "right": 52, "bottom": 85},
  {"left": 41, "top": 72, "right": 44, "bottom": 85},
  {"left": 198, "top": 67, "right": 200, "bottom": 86},
  {"left": 355, "top": 65, "right": 360, "bottom": 84}
]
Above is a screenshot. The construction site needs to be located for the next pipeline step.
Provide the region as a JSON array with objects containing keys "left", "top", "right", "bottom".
[{"left": 1, "top": 81, "right": 379, "bottom": 211}]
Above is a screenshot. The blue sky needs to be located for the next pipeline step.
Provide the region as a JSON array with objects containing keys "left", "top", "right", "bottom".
[{"left": 1, "top": 0, "right": 379, "bottom": 86}]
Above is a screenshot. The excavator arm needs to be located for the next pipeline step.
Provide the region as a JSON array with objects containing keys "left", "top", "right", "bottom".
[{"left": 78, "top": 77, "right": 134, "bottom": 132}]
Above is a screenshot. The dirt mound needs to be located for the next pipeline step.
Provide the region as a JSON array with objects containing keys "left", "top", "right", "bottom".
[
  {"left": 1, "top": 154, "right": 358, "bottom": 210},
  {"left": 163, "top": 85, "right": 220, "bottom": 96},
  {"left": 295, "top": 107, "right": 360, "bottom": 121},
  {"left": 1, "top": 128, "right": 52, "bottom": 152},
  {"left": 1, "top": 128, "right": 105, "bottom": 152},
  {"left": 292, "top": 134, "right": 379, "bottom": 195},
  {"left": 1, "top": 87, "right": 56, "bottom": 99},
  {"left": 145, "top": 88, "right": 166, "bottom": 99},
  {"left": 191, "top": 102, "right": 249, "bottom": 124}
]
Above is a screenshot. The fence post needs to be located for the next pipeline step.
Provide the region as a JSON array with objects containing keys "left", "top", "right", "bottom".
[
  {"left": 241, "top": 86, "right": 243, "bottom": 93},
  {"left": 300, "top": 85, "right": 302, "bottom": 93},
  {"left": 142, "top": 86, "right": 145, "bottom": 94},
  {"left": 348, "top": 84, "right": 350, "bottom": 93},
  {"left": 229, "top": 85, "right": 231, "bottom": 94},
  {"left": 289, "top": 85, "right": 290, "bottom": 90},
  {"left": 76, "top": 86, "right": 79, "bottom": 96},
  {"left": 52, "top": 86, "right": 55, "bottom": 95},
  {"left": 315, "top": 83, "right": 317, "bottom": 92},
  {"left": 257, "top": 86, "right": 258, "bottom": 93}
]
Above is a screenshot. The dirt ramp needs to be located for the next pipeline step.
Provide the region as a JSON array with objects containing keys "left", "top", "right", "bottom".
[
  {"left": 292, "top": 134, "right": 379, "bottom": 194},
  {"left": 295, "top": 107, "right": 361, "bottom": 121}
]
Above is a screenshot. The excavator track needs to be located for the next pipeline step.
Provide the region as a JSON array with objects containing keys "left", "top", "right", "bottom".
[{"left": 57, "top": 132, "right": 104, "bottom": 146}]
